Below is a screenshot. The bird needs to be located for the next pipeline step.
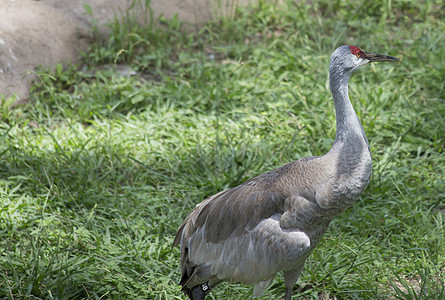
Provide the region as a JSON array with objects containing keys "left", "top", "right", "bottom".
[{"left": 173, "top": 45, "right": 398, "bottom": 299}]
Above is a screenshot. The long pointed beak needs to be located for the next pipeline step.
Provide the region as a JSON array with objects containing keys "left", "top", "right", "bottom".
[{"left": 363, "top": 51, "right": 399, "bottom": 62}]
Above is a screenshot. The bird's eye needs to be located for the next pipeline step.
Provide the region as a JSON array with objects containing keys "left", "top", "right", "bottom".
[{"left": 357, "top": 52, "right": 362, "bottom": 58}]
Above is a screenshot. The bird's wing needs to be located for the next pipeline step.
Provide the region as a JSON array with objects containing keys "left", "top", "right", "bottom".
[
  {"left": 173, "top": 170, "right": 285, "bottom": 247},
  {"left": 183, "top": 213, "right": 311, "bottom": 286},
  {"left": 173, "top": 168, "right": 314, "bottom": 287}
]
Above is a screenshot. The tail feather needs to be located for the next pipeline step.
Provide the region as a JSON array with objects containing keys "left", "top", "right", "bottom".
[{"left": 179, "top": 260, "right": 214, "bottom": 299}]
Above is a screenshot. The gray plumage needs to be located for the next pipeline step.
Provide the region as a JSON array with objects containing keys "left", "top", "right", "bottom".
[{"left": 173, "top": 45, "right": 398, "bottom": 299}]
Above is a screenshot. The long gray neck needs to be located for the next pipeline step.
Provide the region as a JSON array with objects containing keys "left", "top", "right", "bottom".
[
  {"left": 326, "top": 61, "right": 373, "bottom": 208},
  {"left": 329, "top": 67, "right": 368, "bottom": 146}
]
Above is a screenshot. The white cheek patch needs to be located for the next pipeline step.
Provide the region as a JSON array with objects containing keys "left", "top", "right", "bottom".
[
  {"left": 357, "top": 58, "right": 369, "bottom": 67},
  {"left": 362, "top": 58, "right": 370, "bottom": 65}
]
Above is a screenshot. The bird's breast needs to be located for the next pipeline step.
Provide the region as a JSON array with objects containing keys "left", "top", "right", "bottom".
[{"left": 332, "top": 144, "right": 372, "bottom": 204}]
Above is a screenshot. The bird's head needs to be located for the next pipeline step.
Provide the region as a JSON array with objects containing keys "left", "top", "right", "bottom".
[{"left": 330, "top": 45, "right": 399, "bottom": 75}]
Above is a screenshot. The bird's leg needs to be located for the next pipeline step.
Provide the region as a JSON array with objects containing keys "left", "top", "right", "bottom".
[
  {"left": 284, "top": 287, "right": 293, "bottom": 300},
  {"left": 190, "top": 283, "right": 211, "bottom": 300},
  {"left": 190, "top": 286, "right": 205, "bottom": 300},
  {"left": 283, "top": 266, "right": 305, "bottom": 300}
]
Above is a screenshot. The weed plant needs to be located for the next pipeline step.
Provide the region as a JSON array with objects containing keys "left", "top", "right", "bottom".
[{"left": 0, "top": 0, "right": 444, "bottom": 299}]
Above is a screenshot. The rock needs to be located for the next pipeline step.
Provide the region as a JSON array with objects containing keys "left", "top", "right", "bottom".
[{"left": 0, "top": 0, "right": 256, "bottom": 102}]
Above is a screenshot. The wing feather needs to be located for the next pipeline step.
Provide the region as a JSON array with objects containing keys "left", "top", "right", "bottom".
[
  {"left": 173, "top": 157, "right": 326, "bottom": 291},
  {"left": 175, "top": 170, "right": 286, "bottom": 246},
  {"left": 183, "top": 214, "right": 311, "bottom": 287}
]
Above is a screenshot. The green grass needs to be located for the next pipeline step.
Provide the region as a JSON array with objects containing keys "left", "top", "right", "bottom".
[{"left": 1, "top": 0, "right": 444, "bottom": 299}]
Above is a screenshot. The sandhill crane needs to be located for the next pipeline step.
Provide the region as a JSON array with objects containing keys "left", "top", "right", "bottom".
[{"left": 173, "top": 45, "right": 398, "bottom": 299}]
